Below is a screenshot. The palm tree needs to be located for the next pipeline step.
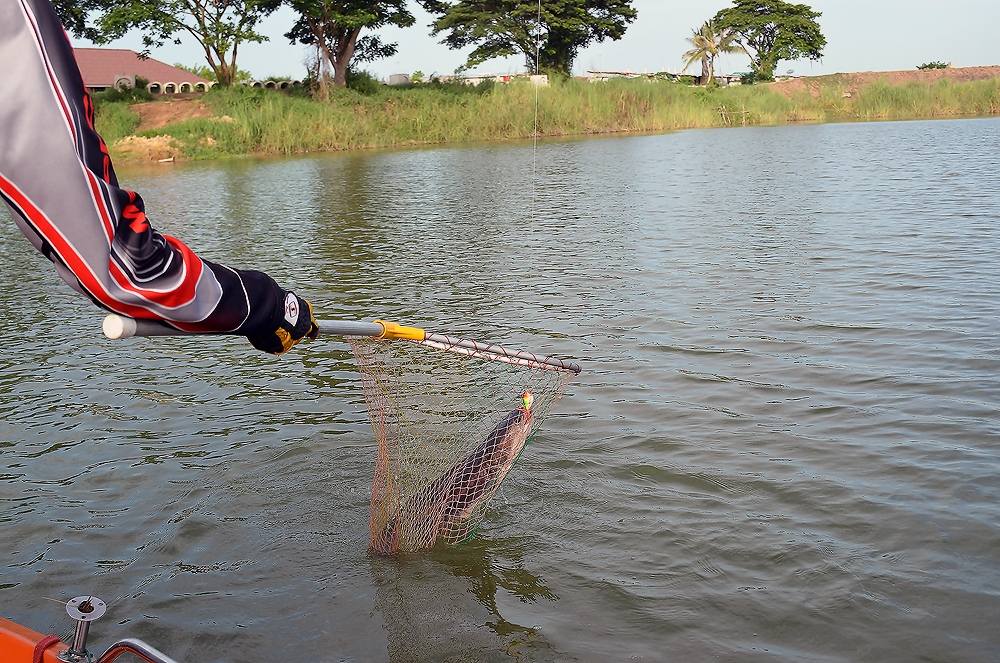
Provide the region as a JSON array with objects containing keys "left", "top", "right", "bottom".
[{"left": 682, "top": 20, "right": 743, "bottom": 86}]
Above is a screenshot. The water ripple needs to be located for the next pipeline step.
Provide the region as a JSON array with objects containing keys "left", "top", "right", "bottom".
[{"left": 3, "top": 118, "right": 1000, "bottom": 661}]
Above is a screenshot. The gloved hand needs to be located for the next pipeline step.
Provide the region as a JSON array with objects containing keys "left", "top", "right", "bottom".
[{"left": 248, "top": 291, "right": 319, "bottom": 354}]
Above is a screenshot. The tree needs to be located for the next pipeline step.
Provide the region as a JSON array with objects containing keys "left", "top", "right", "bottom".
[
  {"left": 174, "top": 63, "right": 216, "bottom": 80},
  {"left": 917, "top": 61, "right": 950, "bottom": 70},
  {"left": 51, "top": 0, "right": 112, "bottom": 41},
  {"left": 174, "top": 62, "right": 254, "bottom": 83},
  {"left": 681, "top": 20, "right": 744, "bottom": 86},
  {"left": 422, "top": 0, "right": 637, "bottom": 76},
  {"left": 285, "top": 1, "right": 415, "bottom": 94},
  {"left": 712, "top": 0, "right": 825, "bottom": 82},
  {"left": 96, "top": 0, "right": 281, "bottom": 87}
]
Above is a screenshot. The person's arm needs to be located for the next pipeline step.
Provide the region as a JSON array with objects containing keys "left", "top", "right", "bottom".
[{"left": 0, "top": 0, "right": 316, "bottom": 354}]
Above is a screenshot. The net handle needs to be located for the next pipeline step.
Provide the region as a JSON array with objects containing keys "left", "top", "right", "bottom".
[
  {"left": 102, "top": 314, "right": 387, "bottom": 340},
  {"left": 102, "top": 314, "right": 582, "bottom": 375}
]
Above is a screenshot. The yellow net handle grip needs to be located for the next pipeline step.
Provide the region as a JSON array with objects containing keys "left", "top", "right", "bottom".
[{"left": 374, "top": 320, "right": 426, "bottom": 341}]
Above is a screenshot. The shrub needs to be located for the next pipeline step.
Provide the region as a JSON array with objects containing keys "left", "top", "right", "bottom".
[
  {"left": 92, "top": 82, "right": 152, "bottom": 104},
  {"left": 346, "top": 69, "right": 383, "bottom": 95}
]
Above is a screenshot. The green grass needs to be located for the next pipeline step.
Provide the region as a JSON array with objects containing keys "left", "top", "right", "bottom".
[
  {"left": 94, "top": 101, "right": 141, "bottom": 145},
  {"left": 94, "top": 76, "right": 1000, "bottom": 161},
  {"left": 852, "top": 79, "right": 1000, "bottom": 120}
]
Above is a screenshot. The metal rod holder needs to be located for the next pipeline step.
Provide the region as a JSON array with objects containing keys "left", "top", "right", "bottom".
[{"left": 59, "top": 596, "right": 106, "bottom": 662}]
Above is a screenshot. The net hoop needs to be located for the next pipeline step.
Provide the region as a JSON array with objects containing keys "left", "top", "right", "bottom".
[
  {"left": 349, "top": 331, "right": 581, "bottom": 555},
  {"left": 417, "top": 333, "right": 581, "bottom": 375}
]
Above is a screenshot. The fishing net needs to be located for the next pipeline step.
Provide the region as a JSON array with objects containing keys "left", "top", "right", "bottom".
[{"left": 349, "top": 334, "right": 579, "bottom": 555}]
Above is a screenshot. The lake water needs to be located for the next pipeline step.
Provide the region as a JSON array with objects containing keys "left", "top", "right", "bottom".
[{"left": 2, "top": 118, "right": 999, "bottom": 662}]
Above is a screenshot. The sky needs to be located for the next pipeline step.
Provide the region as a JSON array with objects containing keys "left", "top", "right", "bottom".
[{"left": 75, "top": 0, "right": 1000, "bottom": 81}]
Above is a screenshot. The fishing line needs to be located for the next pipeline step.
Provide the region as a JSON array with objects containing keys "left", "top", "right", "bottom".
[{"left": 532, "top": 0, "right": 542, "bottom": 216}]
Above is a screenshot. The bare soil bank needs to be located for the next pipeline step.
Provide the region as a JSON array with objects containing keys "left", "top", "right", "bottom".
[
  {"left": 771, "top": 65, "right": 1000, "bottom": 97},
  {"left": 132, "top": 97, "right": 212, "bottom": 131}
]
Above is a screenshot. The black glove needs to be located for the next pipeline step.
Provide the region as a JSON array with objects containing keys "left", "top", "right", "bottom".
[{"left": 247, "top": 291, "right": 319, "bottom": 355}]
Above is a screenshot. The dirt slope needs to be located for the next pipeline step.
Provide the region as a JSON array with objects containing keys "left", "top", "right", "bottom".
[{"left": 132, "top": 97, "right": 213, "bottom": 131}]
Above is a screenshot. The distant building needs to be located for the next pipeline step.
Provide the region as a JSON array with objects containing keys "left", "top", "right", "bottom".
[
  {"left": 431, "top": 72, "right": 548, "bottom": 87},
  {"left": 586, "top": 70, "right": 685, "bottom": 83},
  {"left": 74, "top": 48, "right": 212, "bottom": 94},
  {"left": 586, "top": 70, "right": 657, "bottom": 82},
  {"left": 713, "top": 74, "right": 744, "bottom": 86},
  {"left": 244, "top": 79, "right": 301, "bottom": 90},
  {"left": 586, "top": 70, "right": 743, "bottom": 86}
]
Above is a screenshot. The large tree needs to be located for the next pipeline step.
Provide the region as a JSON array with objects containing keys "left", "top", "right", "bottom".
[
  {"left": 51, "top": 0, "right": 111, "bottom": 41},
  {"left": 285, "top": 1, "right": 415, "bottom": 93},
  {"left": 681, "top": 20, "right": 743, "bottom": 86},
  {"left": 422, "top": 0, "right": 637, "bottom": 76},
  {"left": 712, "top": 0, "right": 825, "bottom": 81},
  {"left": 96, "top": 0, "right": 281, "bottom": 86}
]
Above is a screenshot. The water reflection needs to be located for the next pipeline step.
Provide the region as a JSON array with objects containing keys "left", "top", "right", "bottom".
[{"left": 372, "top": 536, "right": 559, "bottom": 662}]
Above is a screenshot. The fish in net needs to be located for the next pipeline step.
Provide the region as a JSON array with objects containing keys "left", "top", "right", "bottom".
[{"left": 349, "top": 334, "right": 579, "bottom": 554}]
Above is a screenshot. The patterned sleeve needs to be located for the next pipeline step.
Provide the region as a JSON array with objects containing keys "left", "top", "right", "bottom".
[{"left": 0, "top": 0, "right": 285, "bottom": 335}]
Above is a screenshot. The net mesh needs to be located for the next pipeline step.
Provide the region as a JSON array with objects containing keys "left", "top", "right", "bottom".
[{"left": 349, "top": 336, "right": 577, "bottom": 555}]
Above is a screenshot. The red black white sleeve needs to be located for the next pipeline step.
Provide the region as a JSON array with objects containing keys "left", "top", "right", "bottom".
[{"left": 0, "top": 0, "right": 287, "bottom": 336}]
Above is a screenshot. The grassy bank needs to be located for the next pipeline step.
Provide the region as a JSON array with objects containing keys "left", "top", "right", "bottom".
[
  {"left": 95, "top": 100, "right": 142, "bottom": 144},
  {"left": 95, "top": 76, "right": 1000, "bottom": 161}
]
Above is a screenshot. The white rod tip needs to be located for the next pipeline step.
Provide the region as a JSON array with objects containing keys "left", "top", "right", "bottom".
[{"left": 103, "top": 314, "right": 136, "bottom": 340}]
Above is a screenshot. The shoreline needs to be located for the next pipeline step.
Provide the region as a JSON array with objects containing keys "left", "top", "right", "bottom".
[
  {"left": 116, "top": 112, "right": 1000, "bottom": 172},
  {"left": 98, "top": 73, "right": 1000, "bottom": 164},
  {"left": 112, "top": 112, "right": 1000, "bottom": 169}
]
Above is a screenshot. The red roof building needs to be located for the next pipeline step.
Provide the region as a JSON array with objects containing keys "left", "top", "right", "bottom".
[{"left": 73, "top": 48, "right": 212, "bottom": 94}]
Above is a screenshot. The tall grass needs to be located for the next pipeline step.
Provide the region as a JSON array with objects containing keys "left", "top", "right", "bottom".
[
  {"left": 852, "top": 79, "right": 1000, "bottom": 120},
  {"left": 95, "top": 77, "right": 1000, "bottom": 161},
  {"left": 94, "top": 101, "right": 141, "bottom": 145}
]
